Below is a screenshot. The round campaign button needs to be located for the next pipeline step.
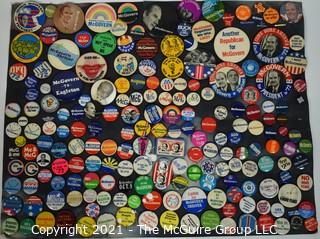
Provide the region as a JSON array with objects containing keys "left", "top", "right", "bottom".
[
  {"left": 259, "top": 178, "right": 279, "bottom": 199},
  {"left": 192, "top": 20, "right": 215, "bottom": 43},
  {"left": 11, "top": 32, "right": 42, "bottom": 63},
  {"left": 207, "top": 189, "right": 227, "bottom": 209},
  {"left": 182, "top": 187, "right": 207, "bottom": 213},
  {"left": 162, "top": 57, "right": 184, "bottom": 79},
  {"left": 256, "top": 200, "right": 271, "bottom": 215},
  {"left": 201, "top": 210, "right": 220, "bottom": 229},
  {"left": 161, "top": 35, "right": 184, "bottom": 57},
  {"left": 4, "top": 177, "right": 22, "bottom": 195},
  {"left": 40, "top": 26, "right": 58, "bottom": 45},
  {"left": 9, "top": 63, "right": 27, "bottom": 82},
  {"left": 180, "top": 214, "right": 200, "bottom": 234},
  {"left": 5, "top": 103, "right": 21, "bottom": 119},
  {"left": 278, "top": 184, "right": 302, "bottom": 208},
  {"left": 14, "top": 2, "right": 45, "bottom": 32},
  {"left": 46, "top": 190, "right": 65, "bottom": 211},
  {"left": 77, "top": 216, "right": 96, "bottom": 237},
  {"left": 201, "top": 87, "right": 215, "bottom": 101},
  {"left": 91, "top": 79, "right": 116, "bottom": 105},
  {"left": 214, "top": 27, "right": 250, "bottom": 63},
  {"left": 136, "top": 38, "right": 158, "bottom": 59},
  {"left": 253, "top": 28, "right": 289, "bottom": 64},
  {"left": 242, "top": 86, "right": 260, "bottom": 105},
  {"left": 85, "top": 3, "right": 116, "bottom": 33},
  {"left": 139, "top": 59, "right": 156, "bottom": 77},
  {"left": 48, "top": 39, "right": 80, "bottom": 70},
  {"left": 75, "top": 30, "right": 92, "bottom": 48},
  {"left": 142, "top": 191, "right": 162, "bottom": 211},
  {"left": 76, "top": 52, "right": 107, "bottom": 84},
  {"left": 163, "top": 191, "right": 182, "bottom": 211},
  {"left": 111, "top": 19, "right": 128, "bottom": 37},
  {"left": 20, "top": 218, "right": 35, "bottom": 236},
  {"left": 235, "top": 4, "right": 251, "bottom": 21},
  {"left": 2, "top": 217, "right": 19, "bottom": 236},
  {"left": 53, "top": 3, "right": 84, "bottom": 34},
  {"left": 263, "top": 7, "right": 280, "bottom": 24},
  {"left": 33, "top": 60, "right": 52, "bottom": 79},
  {"left": 210, "top": 62, "right": 246, "bottom": 98},
  {"left": 177, "top": 0, "right": 201, "bottom": 23},
  {"left": 242, "top": 59, "right": 260, "bottom": 77},
  {"left": 117, "top": 2, "right": 138, "bottom": 23},
  {"left": 8, "top": 160, "right": 24, "bottom": 176},
  {"left": 93, "top": 32, "right": 116, "bottom": 55},
  {"left": 177, "top": 22, "right": 191, "bottom": 37},
  {"left": 202, "top": 0, "right": 224, "bottom": 22},
  {"left": 114, "top": 53, "right": 138, "bottom": 76},
  {"left": 290, "top": 35, "right": 304, "bottom": 51},
  {"left": 184, "top": 49, "right": 216, "bottom": 80},
  {"left": 159, "top": 210, "right": 179, "bottom": 230}
]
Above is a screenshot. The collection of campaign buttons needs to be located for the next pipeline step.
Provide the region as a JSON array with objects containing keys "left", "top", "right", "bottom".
[{"left": 3, "top": 0, "right": 316, "bottom": 237}]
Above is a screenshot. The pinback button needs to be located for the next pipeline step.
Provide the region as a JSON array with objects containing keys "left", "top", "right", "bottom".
[
  {"left": 14, "top": 2, "right": 45, "bottom": 32},
  {"left": 158, "top": 92, "right": 172, "bottom": 106},
  {"left": 144, "top": 90, "right": 158, "bottom": 104},
  {"left": 215, "top": 132, "right": 227, "bottom": 146},
  {"left": 215, "top": 162, "right": 230, "bottom": 177},
  {"left": 4, "top": 177, "right": 21, "bottom": 195},
  {"left": 51, "top": 176, "right": 65, "bottom": 191},
  {"left": 229, "top": 158, "right": 242, "bottom": 172},
  {"left": 9, "top": 63, "right": 27, "bottom": 82},
  {"left": 23, "top": 178, "right": 39, "bottom": 195},
  {"left": 113, "top": 192, "right": 128, "bottom": 208},
  {"left": 192, "top": 20, "right": 215, "bottom": 43},
  {"left": 168, "top": 125, "right": 182, "bottom": 138},
  {"left": 182, "top": 187, "right": 207, "bottom": 213},
  {"left": 290, "top": 215, "right": 303, "bottom": 230},
  {"left": 67, "top": 191, "right": 82, "bottom": 207},
  {"left": 2, "top": 217, "right": 19, "bottom": 236},
  {"left": 201, "top": 87, "right": 215, "bottom": 101},
  {"left": 117, "top": 35, "right": 135, "bottom": 53},
  {"left": 202, "top": 142, "right": 218, "bottom": 158},
  {"left": 85, "top": 3, "right": 116, "bottom": 33},
  {"left": 160, "top": 35, "right": 184, "bottom": 58},
  {"left": 199, "top": 174, "right": 217, "bottom": 192},
  {"left": 136, "top": 38, "right": 158, "bottom": 59},
  {"left": 201, "top": 117, "right": 217, "bottom": 133},
  {"left": 20, "top": 218, "right": 35, "bottom": 236},
  {"left": 177, "top": 22, "right": 192, "bottom": 37},
  {"left": 77, "top": 216, "right": 96, "bottom": 237},
  {"left": 201, "top": 210, "right": 221, "bottom": 229},
  {"left": 172, "top": 92, "right": 186, "bottom": 106},
  {"left": 163, "top": 191, "right": 182, "bottom": 211},
  {"left": 111, "top": 20, "right": 128, "bottom": 37},
  {"left": 283, "top": 141, "right": 297, "bottom": 156}
]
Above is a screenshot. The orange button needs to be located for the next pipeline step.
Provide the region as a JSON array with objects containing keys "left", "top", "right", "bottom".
[
  {"left": 265, "top": 139, "right": 280, "bottom": 154},
  {"left": 236, "top": 5, "right": 252, "bottom": 21}
]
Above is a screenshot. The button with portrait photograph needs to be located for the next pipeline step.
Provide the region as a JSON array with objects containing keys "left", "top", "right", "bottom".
[
  {"left": 280, "top": 1, "right": 303, "bottom": 24},
  {"left": 253, "top": 28, "right": 290, "bottom": 64},
  {"left": 91, "top": 79, "right": 116, "bottom": 105},
  {"left": 209, "top": 62, "right": 246, "bottom": 98},
  {"left": 256, "top": 64, "right": 293, "bottom": 100},
  {"left": 53, "top": 3, "right": 84, "bottom": 34},
  {"left": 184, "top": 49, "right": 216, "bottom": 80}
]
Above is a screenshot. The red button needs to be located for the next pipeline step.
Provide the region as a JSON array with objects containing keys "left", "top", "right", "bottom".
[
  {"left": 56, "top": 210, "right": 75, "bottom": 227},
  {"left": 257, "top": 214, "right": 274, "bottom": 232},
  {"left": 70, "top": 121, "right": 86, "bottom": 137},
  {"left": 52, "top": 158, "right": 68, "bottom": 175},
  {"left": 22, "top": 144, "right": 39, "bottom": 161},
  {"left": 142, "top": 191, "right": 162, "bottom": 211},
  {"left": 69, "top": 157, "right": 84, "bottom": 173},
  {"left": 85, "top": 138, "right": 101, "bottom": 155},
  {"left": 188, "top": 79, "right": 200, "bottom": 91},
  {"left": 201, "top": 117, "right": 217, "bottom": 133},
  {"left": 246, "top": 104, "right": 261, "bottom": 121},
  {"left": 304, "top": 217, "right": 318, "bottom": 232},
  {"left": 262, "top": 113, "right": 276, "bottom": 126},
  {"left": 188, "top": 147, "right": 204, "bottom": 162},
  {"left": 241, "top": 86, "right": 260, "bottom": 105},
  {"left": 222, "top": 203, "right": 237, "bottom": 217},
  {"left": 278, "top": 126, "right": 288, "bottom": 136}
]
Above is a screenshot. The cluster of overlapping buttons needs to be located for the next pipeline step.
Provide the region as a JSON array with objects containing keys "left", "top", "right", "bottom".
[{"left": 2, "top": 0, "right": 317, "bottom": 237}]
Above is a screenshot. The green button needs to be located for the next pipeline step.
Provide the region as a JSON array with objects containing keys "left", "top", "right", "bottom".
[
  {"left": 45, "top": 5, "right": 56, "bottom": 18},
  {"left": 200, "top": 210, "right": 220, "bottom": 230},
  {"left": 93, "top": 32, "right": 116, "bottom": 56},
  {"left": 2, "top": 217, "right": 19, "bottom": 236},
  {"left": 128, "top": 195, "right": 141, "bottom": 209},
  {"left": 134, "top": 176, "right": 154, "bottom": 195},
  {"left": 20, "top": 218, "right": 34, "bottom": 236},
  {"left": 299, "top": 139, "right": 312, "bottom": 154},
  {"left": 187, "top": 165, "right": 203, "bottom": 181}
]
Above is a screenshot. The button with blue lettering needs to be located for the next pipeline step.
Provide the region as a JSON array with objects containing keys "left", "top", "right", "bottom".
[{"left": 4, "top": 177, "right": 21, "bottom": 195}]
